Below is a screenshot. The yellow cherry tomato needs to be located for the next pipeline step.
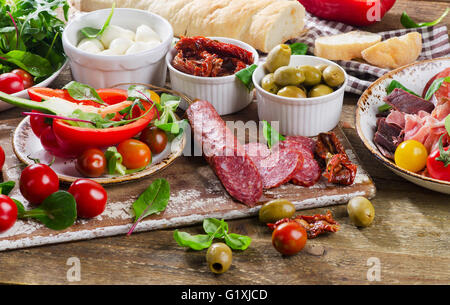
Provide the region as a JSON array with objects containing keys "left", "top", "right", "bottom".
[
  {"left": 146, "top": 89, "right": 160, "bottom": 104},
  {"left": 394, "top": 140, "right": 428, "bottom": 172}
]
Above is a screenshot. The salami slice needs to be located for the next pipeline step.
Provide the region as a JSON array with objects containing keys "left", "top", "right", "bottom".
[
  {"left": 277, "top": 139, "right": 322, "bottom": 187},
  {"left": 186, "top": 100, "right": 263, "bottom": 206}
]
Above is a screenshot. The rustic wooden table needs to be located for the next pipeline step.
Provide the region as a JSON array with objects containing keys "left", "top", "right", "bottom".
[{"left": 0, "top": 0, "right": 449, "bottom": 285}]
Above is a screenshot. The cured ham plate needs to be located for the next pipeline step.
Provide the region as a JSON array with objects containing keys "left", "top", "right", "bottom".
[{"left": 356, "top": 57, "right": 450, "bottom": 194}]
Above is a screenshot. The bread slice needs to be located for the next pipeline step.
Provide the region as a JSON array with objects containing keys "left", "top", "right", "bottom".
[
  {"left": 361, "top": 32, "right": 422, "bottom": 69},
  {"left": 314, "top": 31, "right": 382, "bottom": 61}
]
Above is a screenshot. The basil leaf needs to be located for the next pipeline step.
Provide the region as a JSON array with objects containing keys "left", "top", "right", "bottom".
[
  {"left": 401, "top": 8, "right": 449, "bottom": 28},
  {"left": 235, "top": 64, "right": 257, "bottom": 90},
  {"left": 289, "top": 42, "right": 308, "bottom": 55},
  {"left": 445, "top": 114, "right": 450, "bottom": 136},
  {"left": 386, "top": 80, "right": 419, "bottom": 96},
  {"left": 378, "top": 103, "right": 392, "bottom": 113},
  {"left": 224, "top": 233, "right": 252, "bottom": 251},
  {"left": 173, "top": 231, "right": 212, "bottom": 250},
  {"left": 0, "top": 181, "right": 15, "bottom": 196},
  {"left": 20, "top": 191, "right": 77, "bottom": 230},
  {"left": 13, "top": 199, "right": 25, "bottom": 218},
  {"left": 424, "top": 76, "right": 450, "bottom": 101},
  {"left": 105, "top": 146, "right": 126, "bottom": 175},
  {"left": 262, "top": 120, "right": 285, "bottom": 148},
  {"left": 80, "top": 3, "right": 115, "bottom": 38},
  {"left": 63, "top": 81, "right": 106, "bottom": 105},
  {"left": 203, "top": 218, "right": 228, "bottom": 238},
  {"left": 127, "top": 178, "right": 170, "bottom": 235}
]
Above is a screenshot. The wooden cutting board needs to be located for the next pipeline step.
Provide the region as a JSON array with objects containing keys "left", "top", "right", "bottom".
[{"left": 0, "top": 101, "right": 376, "bottom": 251}]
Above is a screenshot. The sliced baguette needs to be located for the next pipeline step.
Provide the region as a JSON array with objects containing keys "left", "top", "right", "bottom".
[
  {"left": 314, "top": 31, "right": 382, "bottom": 61},
  {"left": 361, "top": 32, "right": 422, "bottom": 69}
]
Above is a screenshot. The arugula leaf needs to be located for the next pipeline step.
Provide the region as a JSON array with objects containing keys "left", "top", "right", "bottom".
[
  {"left": 173, "top": 231, "right": 213, "bottom": 250},
  {"left": 153, "top": 93, "right": 186, "bottom": 136},
  {"left": 424, "top": 76, "right": 450, "bottom": 101},
  {"left": 127, "top": 178, "right": 170, "bottom": 235},
  {"left": 235, "top": 64, "right": 257, "bottom": 90},
  {"left": 289, "top": 42, "right": 308, "bottom": 55},
  {"left": 80, "top": 2, "right": 115, "bottom": 38},
  {"left": 63, "top": 81, "right": 106, "bottom": 105},
  {"left": 104, "top": 146, "right": 126, "bottom": 175},
  {"left": 224, "top": 233, "right": 252, "bottom": 251},
  {"left": 262, "top": 120, "right": 285, "bottom": 148},
  {"left": 401, "top": 8, "right": 449, "bottom": 28},
  {"left": 0, "top": 181, "right": 15, "bottom": 196},
  {"left": 445, "top": 114, "right": 450, "bottom": 136}
]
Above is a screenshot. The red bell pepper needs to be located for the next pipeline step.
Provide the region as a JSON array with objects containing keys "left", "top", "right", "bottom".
[
  {"left": 0, "top": 89, "right": 157, "bottom": 158},
  {"left": 298, "top": 0, "right": 396, "bottom": 26}
]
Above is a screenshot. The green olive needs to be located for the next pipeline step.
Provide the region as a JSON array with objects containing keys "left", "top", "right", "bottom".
[
  {"left": 264, "top": 44, "right": 291, "bottom": 73},
  {"left": 298, "top": 65, "right": 322, "bottom": 87},
  {"left": 261, "top": 73, "right": 280, "bottom": 94},
  {"left": 308, "top": 84, "right": 334, "bottom": 97},
  {"left": 347, "top": 196, "right": 375, "bottom": 227},
  {"left": 322, "top": 65, "right": 345, "bottom": 87},
  {"left": 258, "top": 199, "right": 296, "bottom": 223},
  {"left": 206, "top": 243, "right": 232, "bottom": 274},
  {"left": 273, "top": 66, "right": 305, "bottom": 86},
  {"left": 315, "top": 64, "right": 329, "bottom": 72},
  {"left": 277, "top": 86, "right": 307, "bottom": 98}
]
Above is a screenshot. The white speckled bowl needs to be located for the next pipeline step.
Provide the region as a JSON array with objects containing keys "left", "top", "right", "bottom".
[
  {"left": 356, "top": 57, "right": 450, "bottom": 194},
  {"left": 166, "top": 37, "right": 259, "bottom": 115},
  {"left": 62, "top": 8, "right": 173, "bottom": 89},
  {"left": 253, "top": 55, "right": 347, "bottom": 137}
]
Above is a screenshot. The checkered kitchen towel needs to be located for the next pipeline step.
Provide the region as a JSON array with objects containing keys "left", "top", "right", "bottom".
[{"left": 288, "top": 13, "right": 450, "bottom": 95}]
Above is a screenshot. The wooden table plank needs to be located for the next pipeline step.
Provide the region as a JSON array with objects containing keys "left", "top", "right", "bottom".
[{"left": 0, "top": 0, "right": 449, "bottom": 285}]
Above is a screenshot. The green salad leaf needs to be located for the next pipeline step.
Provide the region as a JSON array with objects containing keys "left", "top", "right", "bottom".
[
  {"left": 235, "top": 63, "right": 257, "bottom": 90},
  {"left": 0, "top": 181, "right": 15, "bottom": 196},
  {"left": 105, "top": 146, "right": 127, "bottom": 175},
  {"left": 262, "top": 120, "right": 285, "bottom": 148},
  {"left": 80, "top": 2, "right": 115, "bottom": 38},
  {"left": 424, "top": 76, "right": 450, "bottom": 101},
  {"left": 63, "top": 81, "right": 106, "bottom": 105}
]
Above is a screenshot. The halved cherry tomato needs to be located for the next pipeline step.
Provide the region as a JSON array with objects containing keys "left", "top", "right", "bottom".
[
  {"left": 139, "top": 126, "right": 168, "bottom": 154},
  {"left": 271, "top": 221, "right": 307, "bottom": 256},
  {"left": 76, "top": 148, "right": 107, "bottom": 178},
  {"left": 0, "top": 73, "right": 24, "bottom": 94},
  {"left": 117, "top": 139, "right": 151, "bottom": 169},
  {"left": 11, "top": 69, "right": 34, "bottom": 89},
  {"left": 0, "top": 145, "right": 5, "bottom": 171},
  {"left": 394, "top": 140, "right": 428, "bottom": 173},
  {"left": 0, "top": 194, "right": 17, "bottom": 233},
  {"left": 427, "top": 138, "right": 450, "bottom": 182},
  {"left": 68, "top": 179, "right": 107, "bottom": 218},
  {"left": 19, "top": 163, "right": 59, "bottom": 205}
]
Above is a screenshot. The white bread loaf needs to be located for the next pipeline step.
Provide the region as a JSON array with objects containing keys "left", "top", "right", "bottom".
[
  {"left": 361, "top": 32, "right": 423, "bottom": 69},
  {"left": 314, "top": 31, "right": 382, "bottom": 61},
  {"left": 76, "top": 0, "right": 306, "bottom": 53}
]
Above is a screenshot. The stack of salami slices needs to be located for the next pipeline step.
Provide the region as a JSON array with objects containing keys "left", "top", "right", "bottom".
[{"left": 186, "top": 100, "right": 322, "bottom": 207}]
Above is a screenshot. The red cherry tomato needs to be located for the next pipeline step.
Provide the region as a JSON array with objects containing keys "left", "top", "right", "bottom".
[
  {"left": 19, "top": 163, "right": 59, "bottom": 205},
  {"left": 117, "top": 139, "right": 151, "bottom": 169},
  {"left": 76, "top": 148, "right": 107, "bottom": 178},
  {"left": 139, "top": 126, "right": 168, "bottom": 154},
  {"left": 0, "top": 73, "right": 25, "bottom": 94},
  {"left": 427, "top": 145, "right": 450, "bottom": 182},
  {"left": 30, "top": 110, "right": 51, "bottom": 138},
  {"left": 68, "top": 179, "right": 107, "bottom": 218},
  {"left": 0, "top": 145, "right": 5, "bottom": 171},
  {"left": 0, "top": 194, "right": 17, "bottom": 233},
  {"left": 11, "top": 69, "right": 34, "bottom": 89},
  {"left": 271, "top": 221, "right": 307, "bottom": 256}
]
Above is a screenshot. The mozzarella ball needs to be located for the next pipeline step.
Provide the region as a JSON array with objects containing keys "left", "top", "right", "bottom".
[
  {"left": 100, "top": 25, "right": 135, "bottom": 48},
  {"left": 77, "top": 38, "right": 104, "bottom": 54},
  {"left": 125, "top": 41, "right": 160, "bottom": 55},
  {"left": 135, "top": 25, "right": 160, "bottom": 43},
  {"left": 109, "top": 37, "right": 134, "bottom": 55}
]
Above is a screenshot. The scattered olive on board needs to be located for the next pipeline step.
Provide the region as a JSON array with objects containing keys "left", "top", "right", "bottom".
[
  {"left": 347, "top": 196, "right": 375, "bottom": 227},
  {"left": 264, "top": 44, "right": 291, "bottom": 73},
  {"left": 206, "top": 243, "right": 233, "bottom": 274},
  {"left": 258, "top": 199, "right": 296, "bottom": 223}
]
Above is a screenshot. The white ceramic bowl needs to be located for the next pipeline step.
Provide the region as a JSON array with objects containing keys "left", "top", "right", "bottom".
[
  {"left": 166, "top": 37, "right": 259, "bottom": 115},
  {"left": 253, "top": 55, "right": 347, "bottom": 137},
  {"left": 0, "top": 60, "right": 68, "bottom": 112},
  {"left": 62, "top": 8, "right": 173, "bottom": 89},
  {"left": 356, "top": 57, "right": 450, "bottom": 194}
]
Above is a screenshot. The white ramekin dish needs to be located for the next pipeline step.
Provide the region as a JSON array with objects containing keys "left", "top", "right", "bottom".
[
  {"left": 166, "top": 37, "right": 259, "bottom": 115},
  {"left": 62, "top": 8, "right": 173, "bottom": 89},
  {"left": 253, "top": 55, "right": 348, "bottom": 137}
]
